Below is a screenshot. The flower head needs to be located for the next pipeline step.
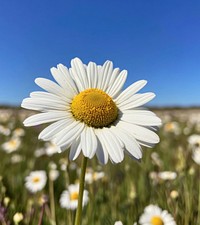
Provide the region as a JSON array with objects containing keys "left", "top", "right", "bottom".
[
  {"left": 59, "top": 184, "right": 89, "bottom": 210},
  {"left": 25, "top": 170, "right": 47, "bottom": 193},
  {"left": 1, "top": 137, "right": 21, "bottom": 153},
  {"left": 22, "top": 58, "right": 161, "bottom": 164},
  {"left": 114, "top": 221, "right": 123, "bottom": 225},
  {"left": 13, "top": 212, "right": 23, "bottom": 225},
  {"left": 139, "top": 204, "right": 176, "bottom": 225}
]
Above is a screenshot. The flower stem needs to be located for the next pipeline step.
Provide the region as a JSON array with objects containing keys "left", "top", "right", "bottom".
[
  {"left": 38, "top": 203, "right": 45, "bottom": 225},
  {"left": 74, "top": 156, "right": 88, "bottom": 225},
  {"left": 49, "top": 179, "right": 56, "bottom": 225}
]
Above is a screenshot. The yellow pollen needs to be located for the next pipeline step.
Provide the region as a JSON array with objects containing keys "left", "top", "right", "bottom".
[
  {"left": 151, "top": 216, "right": 164, "bottom": 225},
  {"left": 32, "top": 177, "right": 40, "bottom": 183},
  {"left": 71, "top": 88, "right": 118, "bottom": 128},
  {"left": 70, "top": 192, "right": 79, "bottom": 200}
]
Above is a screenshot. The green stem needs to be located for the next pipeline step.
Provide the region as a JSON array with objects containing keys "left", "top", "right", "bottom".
[
  {"left": 49, "top": 179, "right": 56, "bottom": 225},
  {"left": 74, "top": 156, "right": 88, "bottom": 225}
]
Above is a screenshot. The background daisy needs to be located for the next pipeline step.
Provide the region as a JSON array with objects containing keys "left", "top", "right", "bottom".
[
  {"left": 25, "top": 170, "right": 47, "bottom": 193},
  {"left": 139, "top": 204, "right": 177, "bottom": 225},
  {"left": 59, "top": 184, "right": 89, "bottom": 210}
]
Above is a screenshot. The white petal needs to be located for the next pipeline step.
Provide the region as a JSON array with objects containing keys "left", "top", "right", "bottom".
[
  {"left": 57, "top": 64, "right": 78, "bottom": 94},
  {"left": 117, "top": 93, "right": 155, "bottom": 110},
  {"left": 97, "top": 61, "right": 113, "bottom": 91},
  {"left": 120, "top": 112, "right": 162, "bottom": 126},
  {"left": 50, "top": 67, "right": 76, "bottom": 98},
  {"left": 108, "top": 68, "right": 120, "bottom": 87},
  {"left": 69, "top": 137, "right": 82, "bottom": 160},
  {"left": 86, "top": 62, "right": 98, "bottom": 88},
  {"left": 23, "top": 111, "right": 70, "bottom": 127},
  {"left": 71, "top": 58, "right": 88, "bottom": 91},
  {"left": 106, "top": 70, "right": 127, "bottom": 98},
  {"left": 116, "top": 80, "right": 147, "bottom": 102},
  {"left": 21, "top": 97, "right": 68, "bottom": 111},
  {"left": 111, "top": 126, "right": 142, "bottom": 159},
  {"left": 116, "top": 121, "right": 160, "bottom": 144},
  {"left": 38, "top": 118, "right": 74, "bottom": 141},
  {"left": 120, "top": 108, "right": 156, "bottom": 116},
  {"left": 35, "top": 78, "right": 67, "bottom": 97},
  {"left": 81, "top": 127, "right": 97, "bottom": 158},
  {"left": 54, "top": 121, "right": 85, "bottom": 147},
  {"left": 30, "top": 91, "right": 71, "bottom": 103},
  {"left": 98, "top": 128, "right": 124, "bottom": 163},
  {"left": 95, "top": 130, "right": 109, "bottom": 164}
]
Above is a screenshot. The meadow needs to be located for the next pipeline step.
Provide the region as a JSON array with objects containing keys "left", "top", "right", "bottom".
[{"left": 0, "top": 107, "right": 200, "bottom": 225}]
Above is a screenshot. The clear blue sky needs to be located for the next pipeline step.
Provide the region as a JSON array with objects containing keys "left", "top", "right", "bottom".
[{"left": 1, "top": 0, "right": 200, "bottom": 107}]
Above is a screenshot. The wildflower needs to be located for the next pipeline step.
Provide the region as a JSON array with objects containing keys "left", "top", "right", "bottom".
[
  {"left": 84, "top": 168, "right": 105, "bottom": 184},
  {"left": 3, "top": 197, "right": 10, "bottom": 207},
  {"left": 25, "top": 171, "right": 47, "bottom": 193},
  {"left": 59, "top": 184, "right": 89, "bottom": 210},
  {"left": 170, "top": 190, "right": 179, "bottom": 199},
  {"left": 157, "top": 171, "right": 177, "bottom": 181},
  {"left": 10, "top": 154, "right": 23, "bottom": 164},
  {"left": 114, "top": 221, "right": 123, "bottom": 225},
  {"left": 187, "top": 134, "right": 200, "bottom": 165},
  {"left": 34, "top": 148, "right": 46, "bottom": 157},
  {"left": 22, "top": 58, "right": 161, "bottom": 164},
  {"left": 1, "top": 137, "right": 21, "bottom": 153},
  {"left": 44, "top": 142, "right": 61, "bottom": 156},
  {"left": 49, "top": 169, "right": 59, "bottom": 181},
  {"left": 12, "top": 128, "right": 25, "bottom": 137},
  {"left": 139, "top": 204, "right": 176, "bottom": 225},
  {"left": 13, "top": 212, "right": 23, "bottom": 225},
  {"left": 0, "top": 125, "right": 11, "bottom": 136},
  {"left": 163, "top": 122, "right": 180, "bottom": 135},
  {"left": 192, "top": 148, "right": 200, "bottom": 165}
]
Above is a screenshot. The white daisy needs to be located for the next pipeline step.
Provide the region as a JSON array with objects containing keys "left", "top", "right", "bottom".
[
  {"left": 49, "top": 169, "right": 59, "bottom": 181},
  {"left": 192, "top": 148, "right": 200, "bottom": 165},
  {"left": 139, "top": 204, "right": 177, "bottom": 225},
  {"left": 44, "top": 142, "right": 61, "bottom": 156},
  {"left": 157, "top": 171, "right": 177, "bottom": 181},
  {"left": 1, "top": 137, "right": 21, "bottom": 153},
  {"left": 13, "top": 212, "right": 23, "bottom": 225},
  {"left": 84, "top": 167, "right": 105, "bottom": 184},
  {"left": 12, "top": 128, "right": 25, "bottom": 137},
  {"left": 188, "top": 134, "right": 200, "bottom": 150},
  {"left": 59, "top": 184, "right": 89, "bottom": 210},
  {"left": 114, "top": 221, "right": 123, "bottom": 225},
  {"left": 21, "top": 57, "right": 161, "bottom": 164},
  {"left": 25, "top": 170, "right": 47, "bottom": 193}
]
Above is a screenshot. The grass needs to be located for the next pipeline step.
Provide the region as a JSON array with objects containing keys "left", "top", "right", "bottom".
[{"left": 0, "top": 107, "right": 200, "bottom": 225}]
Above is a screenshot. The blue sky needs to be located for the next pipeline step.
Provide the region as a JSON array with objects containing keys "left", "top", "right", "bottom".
[{"left": 0, "top": 0, "right": 200, "bottom": 106}]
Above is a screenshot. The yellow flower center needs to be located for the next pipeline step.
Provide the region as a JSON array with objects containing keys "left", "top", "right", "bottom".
[
  {"left": 151, "top": 216, "right": 164, "bottom": 225},
  {"left": 9, "top": 140, "right": 17, "bottom": 147},
  {"left": 71, "top": 88, "right": 118, "bottom": 128},
  {"left": 32, "top": 177, "right": 40, "bottom": 183},
  {"left": 70, "top": 192, "right": 79, "bottom": 200}
]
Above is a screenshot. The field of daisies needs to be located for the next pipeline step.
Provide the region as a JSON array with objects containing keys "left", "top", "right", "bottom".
[{"left": 0, "top": 106, "right": 200, "bottom": 225}]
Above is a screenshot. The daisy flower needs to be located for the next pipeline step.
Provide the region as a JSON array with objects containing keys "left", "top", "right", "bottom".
[
  {"left": 114, "top": 221, "right": 123, "bottom": 225},
  {"left": 59, "top": 184, "right": 89, "bottom": 210},
  {"left": 1, "top": 137, "right": 21, "bottom": 153},
  {"left": 192, "top": 148, "right": 200, "bottom": 165},
  {"left": 25, "top": 170, "right": 47, "bottom": 193},
  {"left": 21, "top": 58, "right": 161, "bottom": 164},
  {"left": 139, "top": 204, "right": 176, "bottom": 225},
  {"left": 84, "top": 168, "right": 105, "bottom": 184},
  {"left": 157, "top": 171, "right": 177, "bottom": 181}
]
